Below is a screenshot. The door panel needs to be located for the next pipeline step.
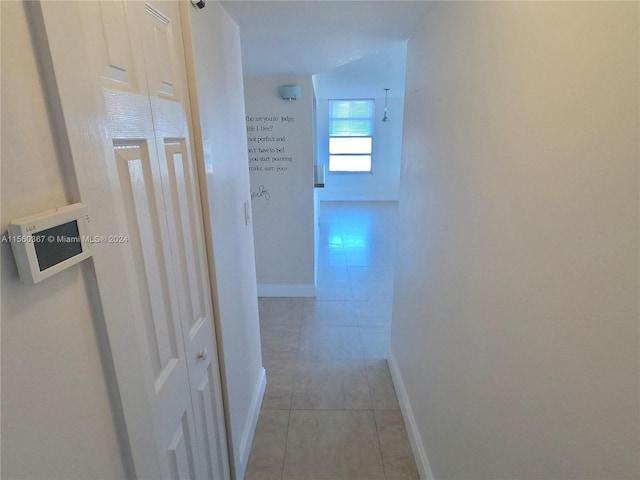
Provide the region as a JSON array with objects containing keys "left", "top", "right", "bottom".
[
  {"left": 167, "top": 413, "right": 197, "bottom": 480},
  {"left": 38, "top": 1, "right": 230, "bottom": 478},
  {"left": 164, "top": 140, "right": 208, "bottom": 335},
  {"left": 195, "top": 363, "right": 230, "bottom": 479},
  {"left": 139, "top": 4, "right": 229, "bottom": 478},
  {"left": 82, "top": 1, "right": 140, "bottom": 90},
  {"left": 113, "top": 142, "right": 180, "bottom": 376},
  {"left": 98, "top": 2, "right": 136, "bottom": 86},
  {"left": 144, "top": 3, "right": 179, "bottom": 100},
  {"left": 163, "top": 134, "right": 223, "bottom": 477},
  {"left": 107, "top": 82, "right": 202, "bottom": 480}
]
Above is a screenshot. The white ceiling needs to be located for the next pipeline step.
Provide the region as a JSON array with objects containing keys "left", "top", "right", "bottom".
[
  {"left": 219, "top": 0, "right": 434, "bottom": 77},
  {"left": 313, "top": 44, "right": 408, "bottom": 99}
]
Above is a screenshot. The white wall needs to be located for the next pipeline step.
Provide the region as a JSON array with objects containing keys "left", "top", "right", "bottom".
[
  {"left": 243, "top": 75, "right": 316, "bottom": 297},
  {"left": 314, "top": 47, "right": 406, "bottom": 201},
  {"left": 184, "top": 3, "right": 265, "bottom": 478},
  {"left": 391, "top": 2, "right": 639, "bottom": 479},
  {"left": 1, "top": 3, "right": 128, "bottom": 478}
]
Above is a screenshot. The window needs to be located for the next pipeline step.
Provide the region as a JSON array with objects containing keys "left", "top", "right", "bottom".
[{"left": 328, "top": 99, "right": 373, "bottom": 172}]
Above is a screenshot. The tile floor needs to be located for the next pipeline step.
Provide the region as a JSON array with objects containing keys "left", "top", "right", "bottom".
[{"left": 245, "top": 202, "right": 419, "bottom": 480}]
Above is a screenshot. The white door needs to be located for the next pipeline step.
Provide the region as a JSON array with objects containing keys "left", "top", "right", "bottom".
[{"left": 38, "top": 2, "right": 229, "bottom": 478}]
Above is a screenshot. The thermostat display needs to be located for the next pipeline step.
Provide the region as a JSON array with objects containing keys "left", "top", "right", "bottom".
[
  {"left": 8, "top": 204, "right": 92, "bottom": 284},
  {"left": 33, "top": 220, "right": 83, "bottom": 271}
]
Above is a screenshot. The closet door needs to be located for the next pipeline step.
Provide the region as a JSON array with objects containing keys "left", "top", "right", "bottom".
[
  {"left": 39, "top": 2, "right": 229, "bottom": 478},
  {"left": 139, "top": 3, "right": 229, "bottom": 478}
]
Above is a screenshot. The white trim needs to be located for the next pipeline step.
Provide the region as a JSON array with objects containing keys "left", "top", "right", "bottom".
[
  {"left": 257, "top": 284, "right": 316, "bottom": 297},
  {"left": 319, "top": 193, "right": 399, "bottom": 202},
  {"left": 235, "top": 366, "right": 266, "bottom": 480},
  {"left": 388, "top": 347, "right": 435, "bottom": 480}
]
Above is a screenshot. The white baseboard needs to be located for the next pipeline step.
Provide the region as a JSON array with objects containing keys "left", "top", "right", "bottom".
[
  {"left": 257, "top": 284, "right": 316, "bottom": 297},
  {"left": 388, "top": 348, "right": 434, "bottom": 480},
  {"left": 236, "top": 366, "right": 266, "bottom": 480},
  {"left": 319, "top": 194, "right": 399, "bottom": 202}
]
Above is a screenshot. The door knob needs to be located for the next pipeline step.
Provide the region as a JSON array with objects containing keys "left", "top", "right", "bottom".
[{"left": 197, "top": 349, "right": 207, "bottom": 361}]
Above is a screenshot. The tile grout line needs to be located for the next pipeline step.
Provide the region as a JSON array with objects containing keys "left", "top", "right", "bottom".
[
  {"left": 280, "top": 300, "right": 305, "bottom": 480},
  {"left": 357, "top": 312, "right": 375, "bottom": 412},
  {"left": 279, "top": 407, "right": 291, "bottom": 480},
  {"left": 373, "top": 409, "right": 390, "bottom": 480}
]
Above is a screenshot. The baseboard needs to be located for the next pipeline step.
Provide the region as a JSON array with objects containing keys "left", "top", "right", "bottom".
[
  {"left": 236, "top": 366, "right": 266, "bottom": 480},
  {"left": 388, "top": 348, "right": 434, "bottom": 480},
  {"left": 319, "top": 194, "right": 399, "bottom": 202},
  {"left": 257, "top": 284, "right": 316, "bottom": 297}
]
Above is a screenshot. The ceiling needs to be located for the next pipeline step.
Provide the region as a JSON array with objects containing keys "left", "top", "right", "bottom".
[
  {"left": 219, "top": 1, "right": 434, "bottom": 77},
  {"left": 313, "top": 44, "right": 408, "bottom": 98}
]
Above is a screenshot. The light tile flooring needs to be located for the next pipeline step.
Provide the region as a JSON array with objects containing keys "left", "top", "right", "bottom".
[{"left": 245, "top": 202, "right": 419, "bottom": 480}]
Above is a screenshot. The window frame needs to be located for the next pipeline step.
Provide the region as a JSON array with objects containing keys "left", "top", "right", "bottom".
[{"left": 328, "top": 99, "right": 374, "bottom": 173}]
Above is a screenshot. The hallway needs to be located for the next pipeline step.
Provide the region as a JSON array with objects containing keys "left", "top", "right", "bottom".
[{"left": 245, "top": 202, "right": 418, "bottom": 479}]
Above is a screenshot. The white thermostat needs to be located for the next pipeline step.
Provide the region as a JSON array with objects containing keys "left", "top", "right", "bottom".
[{"left": 8, "top": 203, "right": 92, "bottom": 284}]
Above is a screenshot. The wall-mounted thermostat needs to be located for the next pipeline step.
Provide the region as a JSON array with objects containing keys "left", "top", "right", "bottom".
[{"left": 8, "top": 203, "right": 92, "bottom": 284}]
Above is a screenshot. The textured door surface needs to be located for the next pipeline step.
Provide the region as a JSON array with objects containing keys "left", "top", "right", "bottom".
[
  {"left": 39, "top": 1, "right": 229, "bottom": 478},
  {"left": 138, "top": 3, "right": 229, "bottom": 478}
]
